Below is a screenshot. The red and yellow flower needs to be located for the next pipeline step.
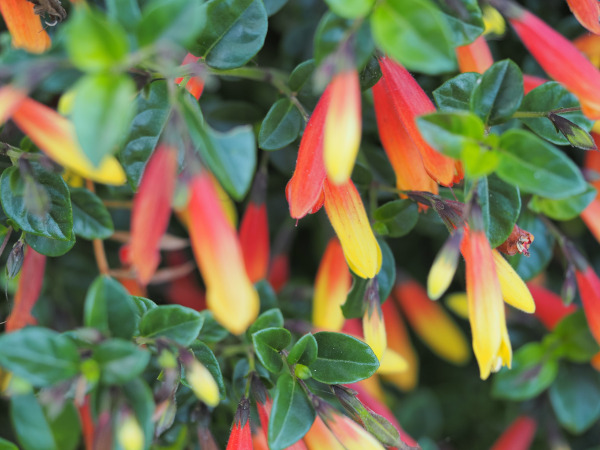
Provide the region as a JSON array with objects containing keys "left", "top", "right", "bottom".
[
  {"left": 456, "top": 35, "right": 494, "bottom": 74},
  {"left": 527, "top": 283, "right": 578, "bottom": 330}
]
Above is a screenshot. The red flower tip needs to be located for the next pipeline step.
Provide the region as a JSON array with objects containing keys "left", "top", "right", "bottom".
[{"left": 527, "top": 283, "right": 578, "bottom": 330}]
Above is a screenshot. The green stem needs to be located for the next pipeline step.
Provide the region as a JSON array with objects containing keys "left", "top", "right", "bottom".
[{"left": 512, "top": 106, "right": 582, "bottom": 119}]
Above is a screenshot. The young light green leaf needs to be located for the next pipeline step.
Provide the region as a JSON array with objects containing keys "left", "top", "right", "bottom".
[{"left": 252, "top": 327, "right": 292, "bottom": 373}]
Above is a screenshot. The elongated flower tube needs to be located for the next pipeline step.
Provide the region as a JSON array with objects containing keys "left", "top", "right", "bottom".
[
  {"left": 508, "top": 7, "right": 600, "bottom": 118},
  {"left": 9, "top": 97, "right": 127, "bottom": 185},
  {"left": 303, "top": 416, "right": 345, "bottom": 450},
  {"left": 527, "top": 283, "right": 577, "bottom": 330},
  {"left": 372, "top": 77, "right": 438, "bottom": 195},
  {"left": 180, "top": 350, "right": 220, "bottom": 407},
  {"left": 566, "top": 0, "right": 600, "bottom": 35},
  {"left": 581, "top": 199, "right": 600, "bottom": 243},
  {"left": 378, "top": 57, "right": 458, "bottom": 186},
  {"left": 174, "top": 53, "right": 205, "bottom": 100},
  {"left": 128, "top": 145, "right": 178, "bottom": 285},
  {"left": 226, "top": 397, "right": 252, "bottom": 450},
  {"left": 0, "top": 0, "right": 51, "bottom": 53},
  {"left": 116, "top": 411, "right": 144, "bottom": 450},
  {"left": 394, "top": 277, "right": 470, "bottom": 365},
  {"left": 362, "top": 282, "right": 387, "bottom": 361},
  {"left": 186, "top": 171, "right": 259, "bottom": 334},
  {"left": 6, "top": 246, "right": 46, "bottom": 332},
  {"left": 490, "top": 416, "right": 537, "bottom": 450},
  {"left": 268, "top": 253, "right": 289, "bottom": 293},
  {"left": 323, "top": 179, "right": 381, "bottom": 279},
  {"left": 312, "top": 238, "right": 352, "bottom": 331},
  {"left": 575, "top": 265, "right": 600, "bottom": 346},
  {"left": 319, "top": 405, "right": 385, "bottom": 450},
  {"left": 286, "top": 88, "right": 332, "bottom": 219},
  {"left": 323, "top": 69, "right": 362, "bottom": 184},
  {"left": 427, "top": 229, "right": 463, "bottom": 300},
  {"left": 462, "top": 229, "right": 511, "bottom": 380},
  {"left": 456, "top": 35, "right": 494, "bottom": 74},
  {"left": 492, "top": 249, "right": 536, "bottom": 313}
]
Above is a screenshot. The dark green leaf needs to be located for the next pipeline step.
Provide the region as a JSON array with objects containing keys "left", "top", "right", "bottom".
[
  {"left": 191, "top": 0, "right": 268, "bottom": 69},
  {"left": 84, "top": 276, "right": 138, "bottom": 340},
  {"left": 310, "top": 332, "right": 379, "bottom": 383},
  {"left": 324, "top": 0, "right": 374, "bottom": 18},
  {"left": 139, "top": 305, "right": 204, "bottom": 346},
  {"left": 371, "top": 0, "right": 455, "bottom": 75},
  {"left": 93, "top": 339, "right": 150, "bottom": 385},
  {"left": 268, "top": 373, "right": 315, "bottom": 450},
  {"left": 122, "top": 378, "right": 155, "bottom": 449},
  {"left": 25, "top": 233, "right": 75, "bottom": 257},
  {"left": 249, "top": 308, "right": 284, "bottom": 335},
  {"left": 191, "top": 341, "right": 226, "bottom": 398},
  {"left": 497, "top": 129, "right": 587, "bottom": 199},
  {"left": 492, "top": 342, "right": 558, "bottom": 401},
  {"left": 0, "top": 438, "right": 18, "bottom": 450},
  {"left": 487, "top": 174, "right": 521, "bottom": 247},
  {"left": 0, "top": 328, "right": 80, "bottom": 387},
  {"left": 258, "top": 99, "right": 303, "bottom": 151},
  {"left": 373, "top": 199, "right": 419, "bottom": 237},
  {"left": 252, "top": 327, "right": 292, "bottom": 373},
  {"left": 436, "top": 0, "right": 484, "bottom": 46},
  {"left": 70, "top": 188, "right": 114, "bottom": 239},
  {"left": 417, "top": 111, "right": 485, "bottom": 159},
  {"left": 197, "top": 310, "right": 230, "bottom": 343},
  {"left": 359, "top": 56, "right": 382, "bottom": 91},
  {"left": 1, "top": 165, "right": 72, "bottom": 240},
  {"left": 264, "top": 0, "right": 289, "bottom": 16},
  {"left": 529, "top": 185, "right": 596, "bottom": 221},
  {"left": 509, "top": 210, "right": 555, "bottom": 281},
  {"left": 549, "top": 364, "right": 600, "bottom": 434},
  {"left": 471, "top": 60, "right": 523, "bottom": 125},
  {"left": 137, "top": 0, "right": 204, "bottom": 48},
  {"left": 433, "top": 72, "right": 481, "bottom": 112},
  {"left": 131, "top": 297, "right": 157, "bottom": 335},
  {"left": 287, "top": 333, "right": 318, "bottom": 366},
  {"left": 106, "top": 0, "right": 141, "bottom": 30},
  {"left": 288, "top": 60, "right": 316, "bottom": 92},
  {"left": 256, "top": 279, "right": 278, "bottom": 311},
  {"left": 551, "top": 311, "right": 600, "bottom": 362}
]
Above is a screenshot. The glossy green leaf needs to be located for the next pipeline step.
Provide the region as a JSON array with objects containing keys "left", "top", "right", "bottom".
[
  {"left": 433, "top": 72, "right": 480, "bottom": 112},
  {"left": 72, "top": 73, "right": 136, "bottom": 166},
  {"left": 191, "top": 0, "right": 268, "bottom": 69},
  {"left": 359, "top": 56, "right": 382, "bottom": 91},
  {"left": 137, "top": 0, "right": 204, "bottom": 48},
  {"left": 191, "top": 340, "right": 226, "bottom": 398},
  {"left": 492, "top": 342, "right": 558, "bottom": 401},
  {"left": 269, "top": 373, "right": 315, "bottom": 450},
  {"left": 0, "top": 438, "right": 18, "bottom": 450},
  {"left": 461, "top": 141, "right": 500, "bottom": 177},
  {"left": 70, "top": 187, "right": 114, "bottom": 239},
  {"left": 486, "top": 175, "right": 521, "bottom": 247},
  {"left": 131, "top": 297, "right": 157, "bottom": 335},
  {"left": 288, "top": 60, "right": 316, "bottom": 92},
  {"left": 519, "top": 82, "right": 594, "bottom": 146},
  {"left": 437, "top": 0, "right": 484, "bottom": 46},
  {"left": 549, "top": 364, "right": 600, "bottom": 434},
  {"left": 529, "top": 185, "right": 596, "bottom": 221},
  {"left": 65, "top": 7, "right": 129, "bottom": 72},
  {"left": 497, "top": 130, "right": 587, "bottom": 199},
  {"left": 373, "top": 199, "right": 419, "bottom": 237},
  {"left": 84, "top": 275, "right": 138, "bottom": 340},
  {"left": 471, "top": 60, "right": 523, "bottom": 125},
  {"left": 0, "top": 328, "right": 80, "bottom": 387},
  {"left": 324, "top": 0, "right": 374, "bottom": 18},
  {"left": 287, "top": 333, "right": 318, "bottom": 366},
  {"left": 264, "top": 0, "right": 289, "bottom": 15},
  {"left": 121, "top": 81, "right": 171, "bottom": 188},
  {"left": 139, "top": 305, "right": 204, "bottom": 346},
  {"left": 371, "top": 0, "right": 456, "bottom": 75},
  {"left": 256, "top": 279, "right": 278, "bottom": 311},
  {"left": 93, "top": 339, "right": 150, "bottom": 385},
  {"left": 1, "top": 165, "right": 72, "bottom": 240},
  {"left": 551, "top": 311, "right": 600, "bottom": 363},
  {"left": 258, "top": 99, "right": 303, "bottom": 150},
  {"left": 310, "top": 332, "right": 379, "bottom": 383},
  {"left": 417, "top": 111, "right": 485, "bottom": 159},
  {"left": 252, "top": 327, "right": 292, "bottom": 373},
  {"left": 249, "top": 308, "right": 284, "bottom": 335},
  {"left": 25, "top": 233, "right": 76, "bottom": 257},
  {"left": 197, "top": 310, "right": 230, "bottom": 343}
]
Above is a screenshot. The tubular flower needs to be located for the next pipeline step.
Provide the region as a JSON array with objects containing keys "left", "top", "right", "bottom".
[
  {"left": 319, "top": 406, "right": 385, "bottom": 450},
  {"left": 381, "top": 299, "right": 419, "bottom": 391},
  {"left": 372, "top": 76, "right": 438, "bottom": 195},
  {"left": 268, "top": 252, "right": 289, "bottom": 293},
  {"left": 427, "top": 229, "right": 463, "bottom": 300},
  {"left": 8, "top": 97, "right": 127, "bottom": 185},
  {"left": 323, "top": 179, "right": 382, "bottom": 279},
  {"left": 0, "top": 0, "right": 51, "bottom": 53},
  {"left": 226, "top": 397, "right": 252, "bottom": 450},
  {"left": 378, "top": 57, "right": 459, "bottom": 186},
  {"left": 303, "top": 416, "right": 345, "bottom": 450},
  {"left": 239, "top": 171, "right": 270, "bottom": 283},
  {"left": 323, "top": 68, "right": 362, "bottom": 185},
  {"left": 566, "top": 0, "right": 600, "bottom": 35},
  {"left": 490, "top": 416, "right": 537, "bottom": 450},
  {"left": 575, "top": 265, "right": 600, "bottom": 346},
  {"left": 116, "top": 412, "right": 144, "bottom": 450},
  {"left": 527, "top": 283, "right": 578, "bottom": 330},
  {"left": 174, "top": 53, "right": 204, "bottom": 100},
  {"left": 456, "top": 35, "right": 494, "bottom": 74},
  {"left": 362, "top": 290, "right": 387, "bottom": 361},
  {"left": 508, "top": 7, "right": 600, "bottom": 119},
  {"left": 6, "top": 246, "right": 46, "bottom": 332},
  {"left": 492, "top": 249, "right": 536, "bottom": 313},
  {"left": 128, "top": 145, "right": 178, "bottom": 285},
  {"left": 462, "top": 229, "right": 512, "bottom": 380},
  {"left": 186, "top": 171, "right": 259, "bottom": 335},
  {"left": 0, "top": 85, "right": 27, "bottom": 124},
  {"left": 394, "top": 277, "right": 470, "bottom": 365},
  {"left": 312, "top": 238, "right": 352, "bottom": 331},
  {"left": 574, "top": 33, "right": 600, "bottom": 67},
  {"left": 581, "top": 199, "right": 600, "bottom": 243}
]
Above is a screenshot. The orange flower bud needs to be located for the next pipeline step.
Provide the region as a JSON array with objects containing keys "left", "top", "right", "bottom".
[
  {"left": 0, "top": 0, "right": 51, "bottom": 53},
  {"left": 174, "top": 53, "right": 204, "bottom": 100},
  {"left": 456, "top": 35, "right": 494, "bottom": 74},
  {"left": 226, "top": 398, "right": 252, "bottom": 450}
]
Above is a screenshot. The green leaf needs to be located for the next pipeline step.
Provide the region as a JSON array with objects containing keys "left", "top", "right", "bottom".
[
  {"left": 65, "top": 7, "right": 129, "bottom": 72},
  {"left": 437, "top": 0, "right": 484, "bottom": 46},
  {"left": 0, "top": 438, "right": 18, "bottom": 450},
  {"left": 417, "top": 111, "right": 486, "bottom": 159},
  {"left": 470, "top": 59, "right": 523, "bottom": 125},
  {"left": 371, "top": 0, "right": 456, "bottom": 75},
  {"left": 131, "top": 297, "right": 157, "bottom": 335},
  {"left": 359, "top": 56, "right": 383, "bottom": 91},
  {"left": 191, "top": 341, "right": 226, "bottom": 398},
  {"left": 492, "top": 342, "right": 558, "bottom": 401},
  {"left": 137, "top": 0, "right": 204, "bottom": 48},
  {"left": 139, "top": 305, "right": 204, "bottom": 346},
  {"left": 519, "top": 82, "right": 594, "bottom": 146},
  {"left": 121, "top": 81, "right": 171, "bottom": 189},
  {"left": 258, "top": 99, "right": 303, "bottom": 150},
  {"left": 287, "top": 333, "right": 318, "bottom": 366},
  {"left": 549, "top": 364, "right": 600, "bottom": 434},
  {"left": 529, "top": 185, "right": 596, "bottom": 221},
  {"left": 324, "top": 0, "right": 374, "bottom": 18},
  {"left": 84, "top": 275, "right": 138, "bottom": 340},
  {"left": 70, "top": 188, "right": 114, "bottom": 239},
  {"left": 486, "top": 175, "right": 521, "bottom": 247},
  {"left": 249, "top": 308, "right": 284, "bottom": 335},
  {"left": 0, "top": 328, "right": 80, "bottom": 387},
  {"left": 93, "top": 339, "right": 150, "bottom": 385},
  {"left": 509, "top": 210, "right": 555, "bottom": 281},
  {"left": 191, "top": 0, "right": 268, "bottom": 69},
  {"left": 461, "top": 141, "right": 500, "bottom": 178},
  {"left": 289, "top": 60, "right": 316, "bottom": 92},
  {"left": 252, "top": 327, "right": 292, "bottom": 373},
  {"left": 25, "top": 233, "right": 76, "bottom": 257},
  {"left": 197, "top": 310, "right": 230, "bottom": 343},
  {"left": 551, "top": 311, "right": 600, "bottom": 362},
  {"left": 263, "top": 0, "right": 289, "bottom": 16},
  {"left": 106, "top": 0, "right": 141, "bottom": 31},
  {"left": 122, "top": 378, "right": 155, "bottom": 449},
  {"left": 373, "top": 199, "right": 419, "bottom": 237},
  {"left": 256, "top": 279, "right": 278, "bottom": 311},
  {"left": 496, "top": 129, "right": 587, "bottom": 199},
  {"left": 309, "top": 332, "right": 379, "bottom": 383},
  {"left": 1, "top": 165, "right": 72, "bottom": 240},
  {"left": 268, "top": 373, "right": 315, "bottom": 450},
  {"left": 433, "top": 72, "right": 481, "bottom": 112},
  {"left": 72, "top": 73, "right": 136, "bottom": 167}
]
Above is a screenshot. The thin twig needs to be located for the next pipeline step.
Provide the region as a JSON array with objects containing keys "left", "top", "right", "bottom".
[{"left": 86, "top": 180, "right": 110, "bottom": 275}]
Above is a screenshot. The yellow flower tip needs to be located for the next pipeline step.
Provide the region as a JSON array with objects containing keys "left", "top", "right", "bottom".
[
  {"left": 482, "top": 4, "right": 506, "bottom": 36},
  {"left": 186, "top": 358, "right": 221, "bottom": 407},
  {"left": 445, "top": 292, "right": 469, "bottom": 319},
  {"left": 492, "top": 250, "right": 536, "bottom": 314},
  {"left": 207, "top": 284, "right": 259, "bottom": 336},
  {"left": 362, "top": 307, "right": 387, "bottom": 361},
  {"left": 117, "top": 414, "right": 144, "bottom": 450},
  {"left": 377, "top": 348, "right": 408, "bottom": 375},
  {"left": 427, "top": 257, "right": 455, "bottom": 300},
  {"left": 477, "top": 329, "right": 512, "bottom": 380}
]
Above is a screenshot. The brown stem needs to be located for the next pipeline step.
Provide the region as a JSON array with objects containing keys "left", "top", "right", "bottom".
[{"left": 86, "top": 180, "right": 110, "bottom": 275}]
